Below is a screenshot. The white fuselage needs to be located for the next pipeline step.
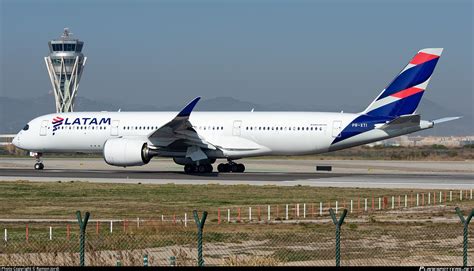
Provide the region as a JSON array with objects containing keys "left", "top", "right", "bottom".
[
  {"left": 13, "top": 111, "right": 427, "bottom": 161},
  {"left": 12, "top": 48, "right": 448, "bottom": 170}
]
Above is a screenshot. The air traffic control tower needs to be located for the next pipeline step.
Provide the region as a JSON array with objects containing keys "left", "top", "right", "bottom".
[{"left": 45, "top": 28, "right": 86, "bottom": 113}]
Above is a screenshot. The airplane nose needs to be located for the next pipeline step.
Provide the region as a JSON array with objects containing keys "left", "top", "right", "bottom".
[{"left": 12, "top": 135, "right": 20, "bottom": 148}]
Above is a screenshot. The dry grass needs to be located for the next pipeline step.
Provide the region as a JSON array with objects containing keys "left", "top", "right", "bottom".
[
  {"left": 0, "top": 180, "right": 472, "bottom": 220},
  {"left": 0, "top": 180, "right": 473, "bottom": 266}
]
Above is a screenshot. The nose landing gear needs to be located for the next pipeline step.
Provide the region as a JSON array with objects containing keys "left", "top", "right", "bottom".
[{"left": 32, "top": 152, "right": 44, "bottom": 170}]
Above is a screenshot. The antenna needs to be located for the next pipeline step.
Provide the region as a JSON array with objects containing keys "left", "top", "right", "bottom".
[{"left": 61, "top": 28, "right": 73, "bottom": 39}]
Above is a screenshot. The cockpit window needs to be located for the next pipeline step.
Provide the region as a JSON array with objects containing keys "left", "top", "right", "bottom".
[{"left": 22, "top": 124, "right": 29, "bottom": 131}]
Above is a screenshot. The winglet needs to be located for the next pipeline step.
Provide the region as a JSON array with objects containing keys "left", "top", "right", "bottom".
[{"left": 177, "top": 97, "right": 201, "bottom": 117}]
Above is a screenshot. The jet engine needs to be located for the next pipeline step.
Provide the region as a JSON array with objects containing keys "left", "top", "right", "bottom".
[{"left": 103, "top": 138, "right": 152, "bottom": 167}]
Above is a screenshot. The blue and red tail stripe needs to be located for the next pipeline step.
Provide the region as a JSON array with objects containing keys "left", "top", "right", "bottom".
[
  {"left": 332, "top": 49, "right": 443, "bottom": 145},
  {"left": 390, "top": 87, "right": 424, "bottom": 99},
  {"left": 364, "top": 48, "right": 443, "bottom": 117},
  {"left": 375, "top": 57, "right": 439, "bottom": 101},
  {"left": 410, "top": 51, "right": 440, "bottom": 65}
]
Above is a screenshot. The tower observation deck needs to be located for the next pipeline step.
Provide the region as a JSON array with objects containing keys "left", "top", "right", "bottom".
[{"left": 45, "top": 28, "right": 87, "bottom": 113}]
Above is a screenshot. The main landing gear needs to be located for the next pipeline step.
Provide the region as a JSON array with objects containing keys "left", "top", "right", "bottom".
[
  {"left": 33, "top": 152, "right": 44, "bottom": 170},
  {"left": 184, "top": 164, "right": 213, "bottom": 174},
  {"left": 182, "top": 160, "right": 246, "bottom": 174},
  {"left": 217, "top": 161, "right": 245, "bottom": 173}
]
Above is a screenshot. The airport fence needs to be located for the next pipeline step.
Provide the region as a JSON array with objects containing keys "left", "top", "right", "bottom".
[{"left": 0, "top": 207, "right": 473, "bottom": 267}]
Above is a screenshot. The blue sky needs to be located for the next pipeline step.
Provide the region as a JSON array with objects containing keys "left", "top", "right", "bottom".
[{"left": 0, "top": 0, "right": 472, "bottom": 116}]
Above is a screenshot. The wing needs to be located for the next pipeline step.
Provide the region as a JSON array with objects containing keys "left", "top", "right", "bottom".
[
  {"left": 148, "top": 97, "right": 216, "bottom": 160},
  {"left": 148, "top": 97, "right": 268, "bottom": 161}
]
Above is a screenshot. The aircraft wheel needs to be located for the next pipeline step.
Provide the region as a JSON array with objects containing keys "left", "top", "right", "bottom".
[
  {"left": 205, "top": 164, "right": 213, "bottom": 173},
  {"left": 184, "top": 164, "right": 194, "bottom": 174},
  {"left": 236, "top": 163, "right": 245, "bottom": 173},
  {"left": 34, "top": 163, "right": 44, "bottom": 170},
  {"left": 217, "top": 163, "right": 227, "bottom": 172},
  {"left": 230, "top": 163, "right": 239, "bottom": 172},
  {"left": 198, "top": 165, "right": 208, "bottom": 173}
]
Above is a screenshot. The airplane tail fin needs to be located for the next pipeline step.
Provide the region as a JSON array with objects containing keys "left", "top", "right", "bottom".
[{"left": 363, "top": 48, "right": 443, "bottom": 117}]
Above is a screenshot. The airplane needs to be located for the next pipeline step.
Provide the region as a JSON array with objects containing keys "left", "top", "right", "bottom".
[{"left": 12, "top": 48, "right": 460, "bottom": 173}]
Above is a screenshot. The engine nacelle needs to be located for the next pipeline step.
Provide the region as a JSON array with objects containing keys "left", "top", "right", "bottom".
[{"left": 103, "top": 138, "right": 151, "bottom": 167}]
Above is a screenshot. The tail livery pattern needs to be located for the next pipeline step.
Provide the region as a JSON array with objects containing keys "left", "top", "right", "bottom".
[
  {"left": 363, "top": 48, "right": 443, "bottom": 117},
  {"left": 332, "top": 48, "right": 443, "bottom": 145}
]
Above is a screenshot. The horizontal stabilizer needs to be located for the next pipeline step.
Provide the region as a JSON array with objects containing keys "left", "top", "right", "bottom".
[
  {"left": 378, "top": 114, "right": 420, "bottom": 130},
  {"left": 432, "top": 116, "right": 462, "bottom": 124}
]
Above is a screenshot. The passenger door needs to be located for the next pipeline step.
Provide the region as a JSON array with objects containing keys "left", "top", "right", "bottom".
[
  {"left": 40, "top": 120, "right": 48, "bottom": 136},
  {"left": 111, "top": 120, "right": 120, "bottom": 136},
  {"left": 233, "top": 120, "right": 242, "bottom": 136}
]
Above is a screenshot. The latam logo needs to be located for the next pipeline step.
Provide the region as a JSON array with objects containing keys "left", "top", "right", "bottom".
[
  {"left": 52, "top": 117, "right": 64, "bottom": 135},
  {"left": 51, "top": 117, "right": 111, "bottom": 135}
]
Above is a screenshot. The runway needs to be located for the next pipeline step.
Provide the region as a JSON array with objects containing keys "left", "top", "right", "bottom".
[{"left": 0, "top": 158, "right": 472, "bottom": 189}]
